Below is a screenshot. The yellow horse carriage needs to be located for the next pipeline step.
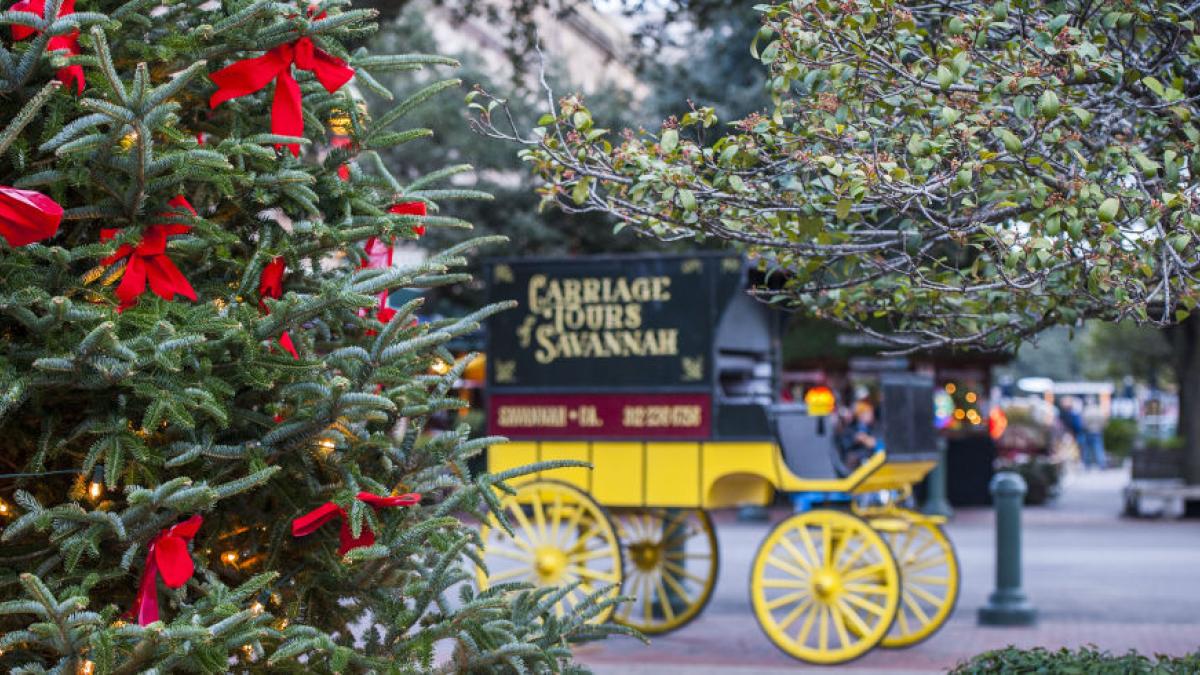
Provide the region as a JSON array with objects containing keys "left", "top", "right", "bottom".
[{"left": 478, "top": 254, "right": 959, "bottom": 664}]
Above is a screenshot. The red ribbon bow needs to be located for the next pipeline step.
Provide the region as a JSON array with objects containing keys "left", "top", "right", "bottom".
[
  {"left": 331, "top": 135, "right": 352, "bottom": 181},
  {"left": 10, "top": 0, "right": 84, "bottom": 93},
  {"left": 390, "top": 200, "right": 427, "bottom": 237},
  {"left": 258, "top": 256, "right": 299, "bottom": 358},
  {"left": 100, "top": 196, "right": 198, "bottom": 312},
  {"left": 209, "top": 25, "right": 355, "bottom": 157},
  {"left": 292, "top": 491, "right": 421, "bottom": 555},
  {"left": 130, "top": 515, "right": 202, "bottom": 625},
  {"left": 0, "top": 185, "right": 62, "bottom": 247}
]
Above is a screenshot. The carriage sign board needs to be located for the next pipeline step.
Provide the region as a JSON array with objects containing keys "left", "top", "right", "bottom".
[{"left": 486, "top": 254, "right": 743, "bottom": 440}]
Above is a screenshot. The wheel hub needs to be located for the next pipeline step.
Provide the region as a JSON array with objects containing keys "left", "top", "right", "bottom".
[
  {"left": 812, "top": 569, "right": 842, "bottom": 600},
  {"left": 628, "top": 542, "right": 662, "bottom": 571},
  {"left": 534, "top": 547, "right": 567, "bottom": 582}
]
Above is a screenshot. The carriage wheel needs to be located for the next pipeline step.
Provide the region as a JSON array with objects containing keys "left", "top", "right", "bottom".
[
  {"left": 750, "top": 510, "right": 899, "bottom": 665},
  {"left": 611, "top": 508, "right": 719, "bottom": 634},
  {"left": 879, "top": 515, "right": 959, "bottom": 648},
  {"left": 477, "top": 480, "right": 622, "bottom": 623}
]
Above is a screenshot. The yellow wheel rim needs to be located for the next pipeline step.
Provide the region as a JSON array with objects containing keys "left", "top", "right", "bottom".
[
  {"left": 612, "top": 508, "right": 718, "bottom": 634},
  {"left": 879, "top": 515, "right": 959, "bottom": 648},
  {"left": 750, "top": 510, "right": 899, "bottom": 665},
  {"left": 477, "top": 480, "right": 622, "bottom": 623}
]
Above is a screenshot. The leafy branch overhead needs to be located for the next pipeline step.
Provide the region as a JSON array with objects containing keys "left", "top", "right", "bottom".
[{"left": 473, "top": 0, "right": 1200, "bottom": 352}]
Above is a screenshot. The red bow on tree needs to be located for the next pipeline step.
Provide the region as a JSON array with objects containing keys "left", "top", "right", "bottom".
[
  {"left": 0, "top": 185, "right": 62, "bottom": 247},
  {"left": 331, "top": 135, "right": 352, "bottom": 181},
  {"left": 258, "top": 256, "right": 299, "bottom": 358},
  {"left": 101, "top": 196, "right": 198, "bottom": 312},
  {"left": 10, "top": 0, "right": 84, "bottom": 93},
  {"left": 208, "top": 26, "right": 355, "bottom": 157},
  {"left": 390, "top": 200, "right": 427, "bottom": 237},
  {"left": 130, "top": 515, "right": 202, "bottom": 626},
  {"left": 292, "top": 492, "right": 421, "bottom": 555}
]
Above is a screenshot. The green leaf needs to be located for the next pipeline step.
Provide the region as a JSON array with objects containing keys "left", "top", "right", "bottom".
[
  {"left": 994, "top": 128, "right": 1022, "bottom": 153},
  {"left": 1038, "top": 90, "right": 1060, "bottom": 118},
  {"left": 660, "top": 129, "right": 678, "bottom": 154},
  {"left": 835, "top": 198, "right": 852, "bottom": 220},
  {"left": 1097, "top": 197, "right": 1120, "bottom": 223},
  {"left": 937, "top": 65, "right": 956, "bottom": 90}
]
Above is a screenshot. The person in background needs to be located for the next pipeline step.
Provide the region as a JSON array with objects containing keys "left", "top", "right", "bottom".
[
  {"left": 836, "top": 398, "right": 879, "bottom": 470},
  {"left": 1080, "top": 399, "right": 1109, "bottom": 469}
]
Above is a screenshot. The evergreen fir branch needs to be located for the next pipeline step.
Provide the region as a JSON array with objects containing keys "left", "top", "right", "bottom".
[
  {"left": 108, "top": 0, "right": 160, "bottom": 21},
  {"left": 371, "top": 78, "right": 462, "bottom": 134},
  {"left": 351, "top": 66, "right": 393, "bottom": 101},
  {"left": 363, "top": 127, "right": 432, "bottom": 150},
  {"left": 0, "top": 79, "right": 60, "bottom": 155},
  {"left": 143, "top": 60, "right": 208, "bottom": 110},
  {"left": 353, "top": 53, "right": 460, "bottom": 71},
  {"left": 87, "top": 27, "right": 128, "bottom": 106},
  {"left": 212, "top": 466, "right": 281, "bottom": 499},
  {"left": 405, "top": 163, "right": 473, "bottom": 191},
  {"left": 206, "top": 0, "right": 272, "bottom": 37}
]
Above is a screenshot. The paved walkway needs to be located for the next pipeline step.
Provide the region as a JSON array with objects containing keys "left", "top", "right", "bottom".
[{"left": 576, "top": 466, "right": 1200, "bottom": 672}]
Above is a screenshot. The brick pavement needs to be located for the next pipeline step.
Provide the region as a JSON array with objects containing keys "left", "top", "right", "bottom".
[{"left": 576, "top": 466, "right": 1200, "bottom": 672}]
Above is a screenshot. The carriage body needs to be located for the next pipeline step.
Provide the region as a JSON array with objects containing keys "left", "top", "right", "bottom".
[{"left": 478, "top": 253, "right": 957, "bottom": 663}]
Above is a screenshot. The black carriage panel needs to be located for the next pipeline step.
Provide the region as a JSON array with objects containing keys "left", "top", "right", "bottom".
[{"left": 878, "top": 372, "right": 937, "bottom": 460}]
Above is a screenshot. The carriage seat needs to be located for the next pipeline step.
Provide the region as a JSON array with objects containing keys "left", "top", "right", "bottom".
[{"left": 771, "top": 403, "right": 849, "bottom": 480}]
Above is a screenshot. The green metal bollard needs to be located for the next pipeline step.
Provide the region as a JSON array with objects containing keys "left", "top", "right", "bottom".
[
  {"left": 922, "top": 436, "right": 954, "bottom": 518},
  {"left": 978, "top": 471, "right": 1037, "bottom": 626}
]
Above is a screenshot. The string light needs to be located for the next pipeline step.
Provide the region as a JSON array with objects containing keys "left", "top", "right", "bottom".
[
  {"left": 965, "top": 392, "right": 978, "bottom": 403},
  {"left": 87, "top": 466, "right": 104, "bottom": 502},
  {"left": 430, "top": 359, "right": 450, "bottom": 375},
  {"left": 77, "top": 659, "right": 95, "bottom": 675},
  {"left": 944, "top": 382, "right": 957, "bottom": 395},
  {"left": 953, "top": 408, "right": 966, "bottom": 420},
  {"left": 250, "top": 600, "right": 264, "bottom": 616},
  {"left": 241, "top": 644, "right": 256, "bottom": 661},
  {"left": 220, "top": 550, "right": 240, "bottom": 566},
  {"left": 0, "top": 496, "right": 11, "bottom": 517},
  {"left": 316, "top": 437, "right": 336, "bottom": 457}
]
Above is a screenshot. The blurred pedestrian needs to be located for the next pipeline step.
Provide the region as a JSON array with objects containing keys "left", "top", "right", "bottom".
[{"left": 1080, "top": 399, "right": 1109, "bottom": 469}]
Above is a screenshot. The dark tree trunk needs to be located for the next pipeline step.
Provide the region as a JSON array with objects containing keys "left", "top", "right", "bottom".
[{"left": 1166, "top": 314, "right": 1200, "bottom": 485}]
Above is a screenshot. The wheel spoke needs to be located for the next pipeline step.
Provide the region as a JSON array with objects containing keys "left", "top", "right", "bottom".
[
  {"left": 777, "top": 535, "right": 816, "bottom": 574},
  {"left": 559, "top": 501, "right": 586, "bottom": 547},
  {"left": 665, "top": 551, "right": 713, "bottom": 561},
  {"left": 660, "top": 565, "right": 696, "bottom": 604},
  {"left": 549, "top": 491, "right": 564, "bottom": 544},
  {"left": 762, "top": 590, "right": 806, "bottom": 611},
  {"left": 836, "top": 597, "right": 872, "bottom": 638},
  {"left": 842, "top": 591, "right": 888, "bottom": 617},
  {"left": 842, "top": 561, "right": 887, "bottom": 583},
  {"left": 487, "top": 566, "right": 531, "bottom": 584},
  {"left": 796, "top": 524, "right": 821, "bottom": 568},
  {"left": 764, "top": 554, "right": 809, "bottom": 580},
  {"left": 663, "top": 560, "right": 708, "bottom": 585},
  {"left": 896, "top": 600, "right": 912, "bottom": 635},
  {"left": 903, "top": 555, "right": 949, "bottom": 574},
  {"left": 650, "top": 574, "right": 673, "bottom": 623},
  {"left": 906, "top": 582, "right": 945, "bottom": 606},
  {"left": 903, "top": 591, "right": 931, "bottom": 625},
  {"left": 817, "top": 603, "right": 829, "bottom": 652},
  {"left": 760, "top": 577, "right": 808, "bottom": 589},
  {"left": 843, "top": 582, "right": 893, "bottom": 596},
  {"left": 776, "top": 597, "right": 814, "bottom": 631},
  {"left": 569, "top": 547, "right": 615, "bottom": 564},
  {"left": 908, "top": 574, "right": 950, "bottom": 586},
  {"left": 570, "top": 565, "right": 619, "bottom": 584},
  {"left": 836, "top": 536, "right": 872, "bottom": 574},
  {"left": 831, "top": 595, "right": 852, "bottom": 648},
  {"left": 568, "top": 522, "right": 602, "bottom": 552},
  {"left": 531, "top": 490, "right": 547, "bottom": 543},
  {"left": 641, "top": 570, "right": 653, "bottom": 625},
  {"left": 508, "top": 502, "right": 540, "bottom": 547},
  {"left": 822, "top": 520, "right": 833, "bottom": 568},
  {"left": 796, "top": 598, "right": 819, "bottom": 645}
]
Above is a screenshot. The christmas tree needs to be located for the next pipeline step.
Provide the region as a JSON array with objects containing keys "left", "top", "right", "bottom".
[{"left": 0, "top": 1, "right": 622, "bottom": 671}]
